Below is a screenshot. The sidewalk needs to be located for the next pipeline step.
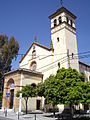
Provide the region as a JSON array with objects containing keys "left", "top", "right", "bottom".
[{"left": 0, "top": 109, "right": 56, "bottom": 120}]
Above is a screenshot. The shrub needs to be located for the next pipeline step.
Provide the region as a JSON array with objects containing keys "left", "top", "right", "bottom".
[{"left": 78, "top": 116, "right": 90, "bottom": 120}]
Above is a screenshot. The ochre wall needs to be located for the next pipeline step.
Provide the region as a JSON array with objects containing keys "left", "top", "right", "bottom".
[{"left": 2, "top": 71, "right": 21, "bottom": 111}]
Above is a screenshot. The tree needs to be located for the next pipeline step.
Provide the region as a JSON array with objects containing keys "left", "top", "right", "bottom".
[
  {"left": 36, "top": 82, "right": 45, "bottom": 97},
  {"left": 55, "top": 68, "right": 86, "bottom": 120},
  {"left": 0, "top": 91, "right": 2, "bottom": 101},
  {"left": 81, "top": 82, "right": 90, "bottom": 108},
  {"left": 0, "top": 35, "right": 19, "bottom": 89},
  {"left": 37, "top": 75, "right": 63, "bottom": 116},
  {"left": 16, "top": 85, "right": 36, "bottom": 114},
  {"left": 44, "top": 75, "right": 62, "bottom": 116},
  {"left": 37, "top": 68, "right": 90, "bottom": 119}
]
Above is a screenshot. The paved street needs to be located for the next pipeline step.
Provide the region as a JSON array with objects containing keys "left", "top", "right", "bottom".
[
  {"left": 0, "top": 109, "right": 56, "bottom": 120},
  {"left": 0, "top": 116, "right": 12, "bottom": 120}
]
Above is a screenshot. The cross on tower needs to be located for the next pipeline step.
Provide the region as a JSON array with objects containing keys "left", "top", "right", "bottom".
[{"left": 60, "top": 0, "right": 63, "bottom": 7}]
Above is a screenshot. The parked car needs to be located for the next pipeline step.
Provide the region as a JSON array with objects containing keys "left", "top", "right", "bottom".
[{"left": 86, "top": 110, "right": 90, "bottom": 114}]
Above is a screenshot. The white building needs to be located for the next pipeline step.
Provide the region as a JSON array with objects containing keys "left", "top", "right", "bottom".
[
  {"left": 20, "top": 6, "right": 79, "bottom": 80},
  {"left": 2, "top": 5, "right": 90, "bottom": 111}
]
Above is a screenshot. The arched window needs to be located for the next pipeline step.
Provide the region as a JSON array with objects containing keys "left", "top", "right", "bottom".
[
  {"left": 7, "top": 79, "right": 14, "bottom": 90},
  {"left": 30, "top": 61, "right": 37, "bottom": 71},
  {"left": 70, "top": 20, "right": 72, "bottom": 27},
  {"left": 31, "top": 83, "right": 36, "bottom": 88},
  {"left": 58, "top": 16, "right": 62, "bottom": 24},
  {"left": 54, "top": 19, "right": 57, "bottom": 27}
]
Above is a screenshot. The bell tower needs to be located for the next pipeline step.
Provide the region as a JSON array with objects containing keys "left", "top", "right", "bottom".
[{"left": 49, "top": 5, "right": 79, "bottom": 71}]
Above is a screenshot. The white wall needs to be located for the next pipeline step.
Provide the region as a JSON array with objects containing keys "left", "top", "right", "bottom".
[
  {"left": 79, "top": 63, "right": 90, "bottom": 82},
  {"left": 51, "top": 22, "right": 79, "bottom": 72},
  {"left": 21, "top": 72, "right": 42, "bottom": 111}
]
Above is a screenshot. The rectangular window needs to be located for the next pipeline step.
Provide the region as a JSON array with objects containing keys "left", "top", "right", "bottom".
[
  {"left": 57, "top": 37, "right": 59, "bottom": 42},
  {"left": 58, "top": 62, "right": 60, "bottom": 68}
]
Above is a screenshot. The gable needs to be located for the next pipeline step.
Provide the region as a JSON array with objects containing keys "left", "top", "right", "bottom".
[{"left": 20, "top": 42, "right": 51, "bottom": 63}]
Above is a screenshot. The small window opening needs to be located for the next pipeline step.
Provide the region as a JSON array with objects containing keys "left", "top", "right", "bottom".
[
  {"left": 54, "top": 19, "right": 57, "bottom": 27},
  {"left": 66, "top": 17, "right": 69, "bottom": 24},
  {"left": 58, "top": 62, "right": 60, "bottom": 68},
  {"left": 72, "top": 53, "right": 74, "bottom": 59},
  {"left": 57, "top": 37, "right": 59, "bottom": 42},
  {"left": 58, "top": 16, "right": 62, "bottom": 24},
  {"left": 70, "top": 20, "right": 72, "bottom": 27}
]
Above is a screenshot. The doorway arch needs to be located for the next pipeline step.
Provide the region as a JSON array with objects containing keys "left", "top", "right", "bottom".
[{"left": 7, "top": 79, "right": 15, "bottom": 109}]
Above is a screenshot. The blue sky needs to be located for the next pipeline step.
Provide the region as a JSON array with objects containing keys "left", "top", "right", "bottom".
[{"left": 0, "top": 0, "right": 90, "bottom": 69}]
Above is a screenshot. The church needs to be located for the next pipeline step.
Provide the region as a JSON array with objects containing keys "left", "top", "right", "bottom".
[{"left": 2, "top": 2, "right": 90, "bottom": 112}]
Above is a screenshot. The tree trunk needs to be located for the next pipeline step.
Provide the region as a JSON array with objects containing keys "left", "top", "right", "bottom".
[
  {"left": 70, "top": 104, "right": 73, "bottom": 120},
  {"left": 53, "top": 105, "right": 55, "bottom": 117},
  {"left": 25, "top": 98, "right": 28, "bottom": 114}
]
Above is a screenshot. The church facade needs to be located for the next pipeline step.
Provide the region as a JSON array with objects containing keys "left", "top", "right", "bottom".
[{"left": 2, "top": 5, "right": 90, "bottom": 112}]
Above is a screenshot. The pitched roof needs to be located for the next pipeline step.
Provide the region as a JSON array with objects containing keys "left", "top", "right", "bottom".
[
  {"left": 20, "top": 42, "right": 51, "bottom": 63},
  {"left": 49, "top": 6, "right": 76, "bottom": 20},
  {"left": 79, "top": 61, "right": 90, "bottom": 68},
  {"left": 4, "top": 68, "right": 43, "bottom": 77}
]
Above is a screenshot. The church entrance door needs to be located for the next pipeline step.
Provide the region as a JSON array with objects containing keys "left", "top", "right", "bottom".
[
  {"left": 9, "top": 90, "right": 14, "bottom": 109},
  {"left": 36, "top": 100, "right": 40, "bottom": 110}
]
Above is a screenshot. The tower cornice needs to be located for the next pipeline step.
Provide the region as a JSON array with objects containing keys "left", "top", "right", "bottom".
[{"left": 49, "top": 6, "right": 76, "bottom": 20}]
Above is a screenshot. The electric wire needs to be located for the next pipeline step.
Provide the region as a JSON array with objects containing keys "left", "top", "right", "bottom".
[
  {"left": 37, "top": 54, "right": 90, "bottom": 72},
  {"left": 36, "top": 52, "right": 90, "bottom": 71},
  {"left": 17, "top": 50, "right": 90, "bottom": 57}
]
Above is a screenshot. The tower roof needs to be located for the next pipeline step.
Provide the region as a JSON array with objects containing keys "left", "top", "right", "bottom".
[{"left": 49, "top": 6, "right": 76, "bottom": 20}]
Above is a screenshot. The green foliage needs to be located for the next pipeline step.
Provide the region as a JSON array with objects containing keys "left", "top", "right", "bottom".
[
  {"left": 37, "top": 68, "right": 89, "bottom": 117},
  {"left": 16, "top": 84, "right": 36, "bottom": 99},
  {"left": 0, "top": 35, "right": 19, "bottom": 74},
  {"left": 36, "top": 82, "right": 45, "bottom": 97},
  {"left": 16, "top": 90, "right": 21, "bottom": 97},
  {"left": 16, "top": 84, "right": 36, "bottom": 114},
  {"left": 0, "top": 91, "right": 2, "bottom": 101},
  {"left": 1, "top": 35, "right": 19, "bottom": 72},
  {"left": 78, "top": 116, "right": 90, "bottom": 120},
  {"left": 0, "top": 34, "right": 19, "bottom": 91},
  {"left": 81, "top": 82, "right": 90, "bottom": 104},
  {"left": 56, "top": 68, "right": 85, "bottom": 105},
  {"left": 0, "top": 35, "right": 8, "bottom": 47},
  {"left": 44, "top": 75, "right": 60, "bottom": 106},
  {"left": 37, "top": 75, "right": 61, "bottom": 106}
]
